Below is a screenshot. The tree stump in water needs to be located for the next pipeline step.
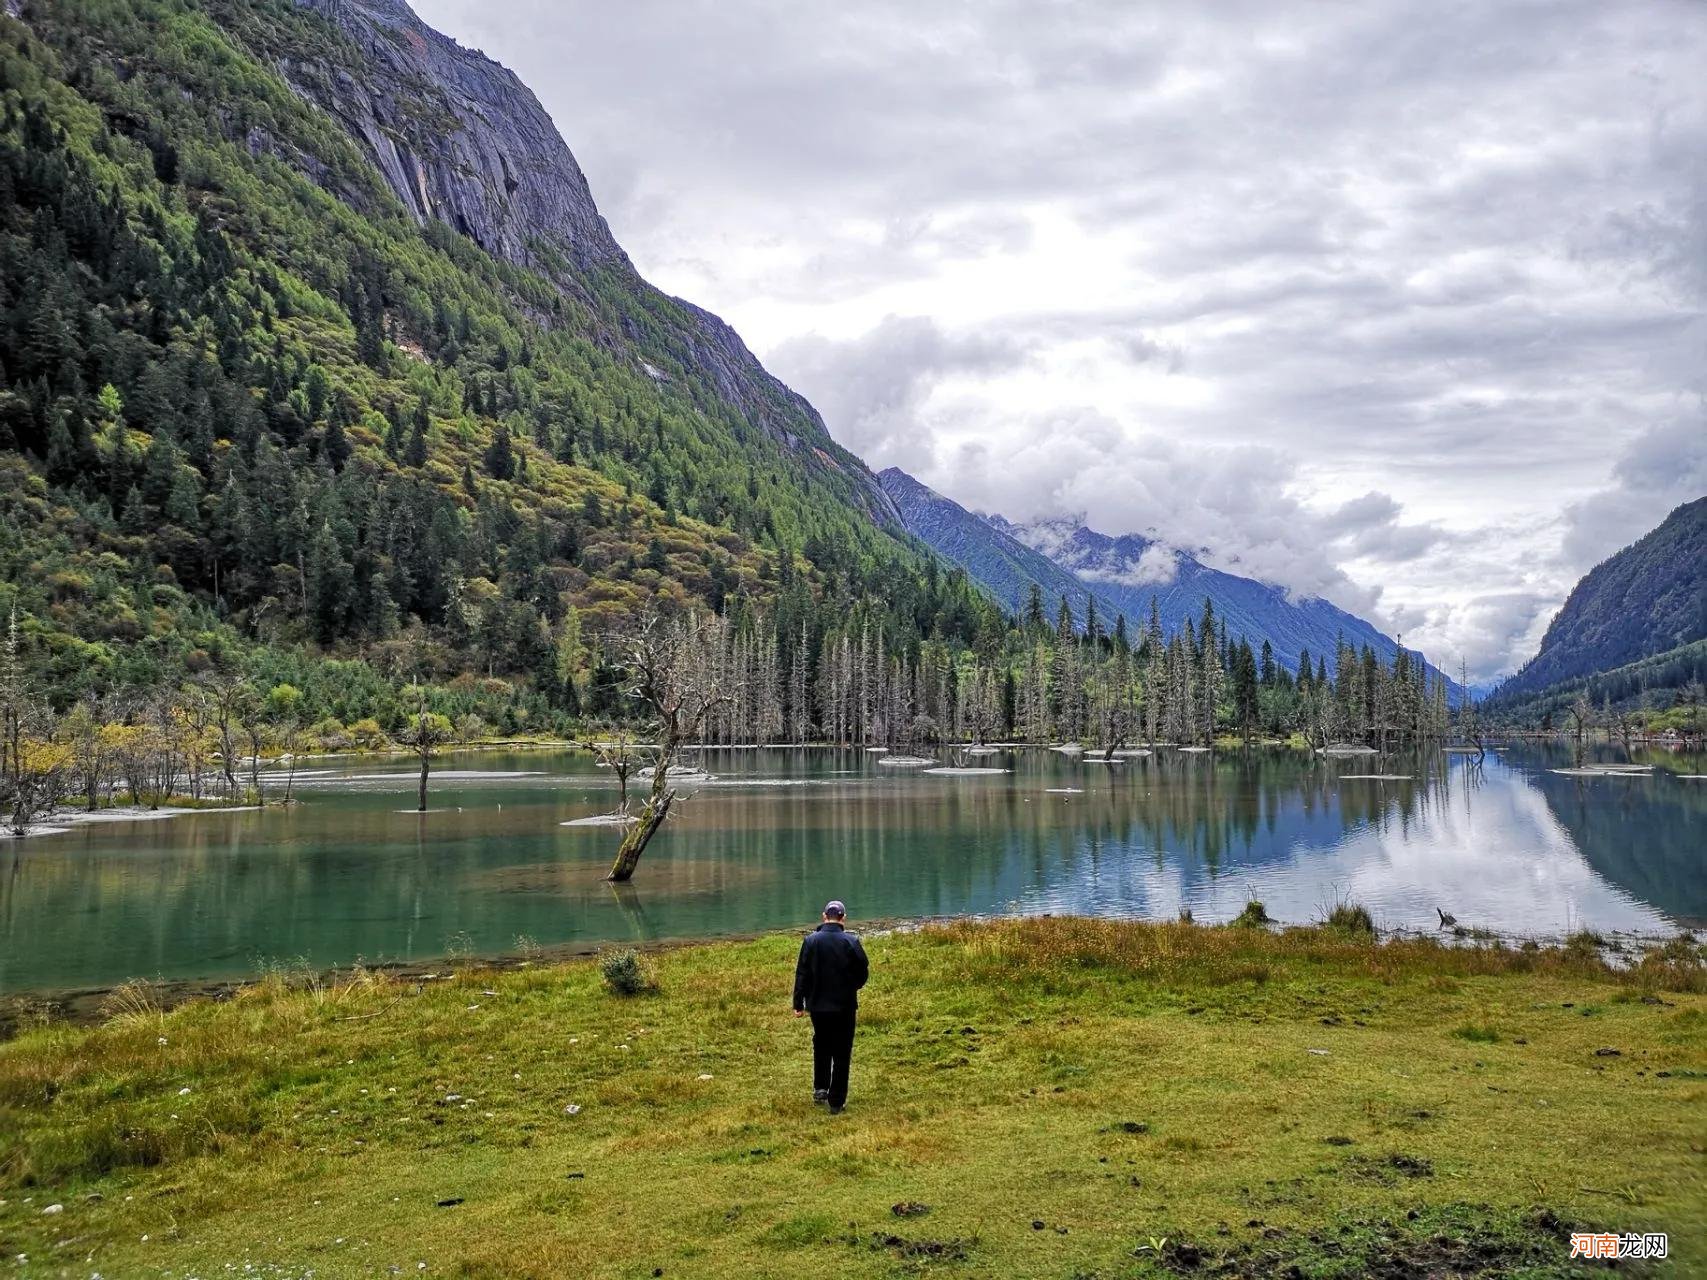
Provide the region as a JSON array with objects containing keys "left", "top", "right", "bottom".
[{"left": 607, "top": 784, "right": 674, "bottom": 882}]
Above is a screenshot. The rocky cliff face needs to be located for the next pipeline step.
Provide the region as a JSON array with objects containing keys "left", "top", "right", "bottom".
[
  {"left": 289, "top": 0, "right": 622, "bottom": 270},
  {"left": 275, "top": 0, "right": 899, "bottom": 526}
]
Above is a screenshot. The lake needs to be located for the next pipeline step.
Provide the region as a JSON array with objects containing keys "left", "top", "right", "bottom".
[{"left": 1, "top": 743, "right": 1702, "bottom": 994}]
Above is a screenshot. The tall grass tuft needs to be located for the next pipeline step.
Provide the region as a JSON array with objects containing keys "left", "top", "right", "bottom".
[
  {"left": 1325, "top": 901, "right": 1376, "bottom": 935},
  {"left": 1563, "top": 930, "right": 1606, "bottom": 959},
  {"left": 97, "top": 979, "right": 161, "bottom": 1023},
  {"left": 1233, "top": 900, "right": 1272, "bottom": 928}
]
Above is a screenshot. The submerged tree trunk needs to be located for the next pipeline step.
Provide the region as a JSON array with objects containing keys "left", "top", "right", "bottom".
[
  {"left": 607, "top": 776, "right": 674, "bottom": 882},
  {"left": 418, "top": 748, "right": 430, "bottom": 813}
]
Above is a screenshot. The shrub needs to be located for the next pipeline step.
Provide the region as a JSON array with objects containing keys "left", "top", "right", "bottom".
[
  {"left": 1326, "top": 901, "right": 1375, "bottom": 935},
  {"left": 601, "top": 949, "right": 656, "bottom": 996},
  {"left": 348, "top": 717, "right": 390, "bottom": 750},
  {"left": 1452, "top": 1023, "right": 1501, "bottom": 1044},
  {"left": 1233, "top": 900, "right": 1271, "bottom": 928}
]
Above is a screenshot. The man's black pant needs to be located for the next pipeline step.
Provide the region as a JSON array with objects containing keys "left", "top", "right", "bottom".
[{"left": 809, "top": 1009, "right": 857, "bottom": 1107}]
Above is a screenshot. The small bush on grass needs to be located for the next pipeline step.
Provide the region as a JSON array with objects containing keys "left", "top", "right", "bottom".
[{"left": 600, "top": 949, "right": 657, "bottom": 996}]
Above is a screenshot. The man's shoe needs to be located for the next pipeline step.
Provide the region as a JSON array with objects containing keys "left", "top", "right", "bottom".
[
  {"left": 828, "top": 1103, "right": 845, "bottom": 1115},
  {"left": 813, "top": 1089, "right": 830, "bottom": 1104}
]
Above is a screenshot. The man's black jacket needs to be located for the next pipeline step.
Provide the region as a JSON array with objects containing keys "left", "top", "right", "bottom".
[{"left": 792, "top": 922, "right": 869, "bottom": 1014}]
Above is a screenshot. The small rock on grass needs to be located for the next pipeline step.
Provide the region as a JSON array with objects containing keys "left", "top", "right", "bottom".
[{"left": 892, "top": 1202, "right": 930, "bottom": 1217}]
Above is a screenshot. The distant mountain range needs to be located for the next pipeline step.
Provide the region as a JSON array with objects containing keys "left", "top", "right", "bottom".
[
  {"left": 881, "top": 468, "right": 1453, "bottom": 687},
  {"left": 1486, "top": 496, "right": 1707, "bottom": 711},
  {"left": 878, "top": 469, "right": 1111, "bottom": 630}
]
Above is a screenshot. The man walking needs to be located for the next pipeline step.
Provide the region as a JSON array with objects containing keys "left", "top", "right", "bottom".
[{"left": 792, "top": 899, "right": 869, "bottom": 1114}]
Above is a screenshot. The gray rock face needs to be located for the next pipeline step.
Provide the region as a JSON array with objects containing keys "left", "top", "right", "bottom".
[
  {"left": 290, "top": 0, "right": 622, "bottom": 270},
  {"left": 279, "top": 0, "right": 900, "bottom": 527}
]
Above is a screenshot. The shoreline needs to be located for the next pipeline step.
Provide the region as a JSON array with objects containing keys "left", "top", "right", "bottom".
[
  {"left": 0, "top": 802, "right": 263, "bottom": 841},
  {"left": 3, "top": 910, "right": 1694, "bottom": 1039}
]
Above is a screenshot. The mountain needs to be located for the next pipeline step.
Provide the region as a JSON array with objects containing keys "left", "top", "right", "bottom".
[
  {"left": 879, "top": 469, "right": 1117, "bottom": 630},
  {"left": 0, "top": 0, "right": 996, "bottom": 722},
  {"left": 881, "top": 469, "right": 1451, "bottom": 685},
  {"left": 1487, "top": 496, "right": 1707, "bottom": 708},
  {"left": 279, "top": 0, "right": 898, "bottom": 529}
]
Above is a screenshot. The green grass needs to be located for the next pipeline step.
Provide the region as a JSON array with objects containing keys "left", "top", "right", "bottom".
[{"left": 1, "top": 919, "right": 1703, "bottom": 1278}]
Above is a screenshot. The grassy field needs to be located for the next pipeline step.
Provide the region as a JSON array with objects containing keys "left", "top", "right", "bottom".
[{"left": 1, "top": 919, "right": 1703, "bottom": 1278}]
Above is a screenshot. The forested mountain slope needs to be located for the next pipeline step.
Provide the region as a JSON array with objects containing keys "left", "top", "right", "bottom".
[
  {"left": 0, "top": 0, "right": 993, "bottom": 723},
  {"left": 1489, "top": 497, "right": 1706, "bottom": 706}
]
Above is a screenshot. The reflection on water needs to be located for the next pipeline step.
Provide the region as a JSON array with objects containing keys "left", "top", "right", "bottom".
[{"left": 1, "top": 743, "right": 1701, "bottom": 992}]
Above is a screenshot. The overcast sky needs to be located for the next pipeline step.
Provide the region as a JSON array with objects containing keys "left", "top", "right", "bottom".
[{"left": 415, "top": 0, "right": 1706, "bottom": 682}]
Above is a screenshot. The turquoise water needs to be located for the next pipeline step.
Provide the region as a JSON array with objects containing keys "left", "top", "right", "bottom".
[{"left": 1, "top": 743, "right": 1701, "bottom": 993}]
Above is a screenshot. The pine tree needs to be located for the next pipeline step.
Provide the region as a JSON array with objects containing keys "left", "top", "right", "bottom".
[
  {"left": 484, "top": 423, "right": 516, "bottom": 480},
  {"left": 405, "top": 404, "right": 429, "bottom": 468},
  {"left": 323, "top": 416, "right": 352, "bottom": 471}
]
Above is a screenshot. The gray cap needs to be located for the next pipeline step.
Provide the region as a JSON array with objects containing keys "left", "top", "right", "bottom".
[{"left": 823, "top": 900, "right": 846, "bottom": 918}]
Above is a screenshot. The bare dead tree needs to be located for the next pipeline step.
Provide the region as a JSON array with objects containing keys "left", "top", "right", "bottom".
[
  {"left": 400, "top": 683, "right": 453, "bottom": 814},
  {"left": 200, "top": 671, "right": 250, "bottom": 800},
  {"left": 593, "top": 725, "right": 645, "bottom": 813},
  {"left": 606, "top": 611, "right": 738, "bottom": 882},
  {"left": 1566, "top": 691, "right": 1594, "bottom": 767}
]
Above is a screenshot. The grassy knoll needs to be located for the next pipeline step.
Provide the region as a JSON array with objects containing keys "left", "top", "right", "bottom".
[{"left": 1, "top": 919, "right": 1703, "bottom": 1278}]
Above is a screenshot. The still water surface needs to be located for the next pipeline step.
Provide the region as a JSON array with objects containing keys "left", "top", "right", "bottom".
[{"left": 1, "top": 743, "right": 1702, "bottom": 993}]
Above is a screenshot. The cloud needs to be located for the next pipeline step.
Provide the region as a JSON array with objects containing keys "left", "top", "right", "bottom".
[
  {"left": 765, "top": 315, "right": 1030, "bottom": 471},
  {"left": 411, "top": 0, "right": 1707, "bottom": 682},
  {"left": 1078, "top": 544, "right": 1180, "bottom": 589},
  {"left": 1320, "top": 493, "right": 1453, "bottom": 564},
  {"left": 1561, "top": 411, "right": 1707, "bottom": 571},
  {"left": 929, "top": 407, "right": 1389, "bottom": 616}
]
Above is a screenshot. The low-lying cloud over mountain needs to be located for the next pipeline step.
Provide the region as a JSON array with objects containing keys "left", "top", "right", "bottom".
[{"left": 416, "top": 0, "right": 1707, "bottom": 682}]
